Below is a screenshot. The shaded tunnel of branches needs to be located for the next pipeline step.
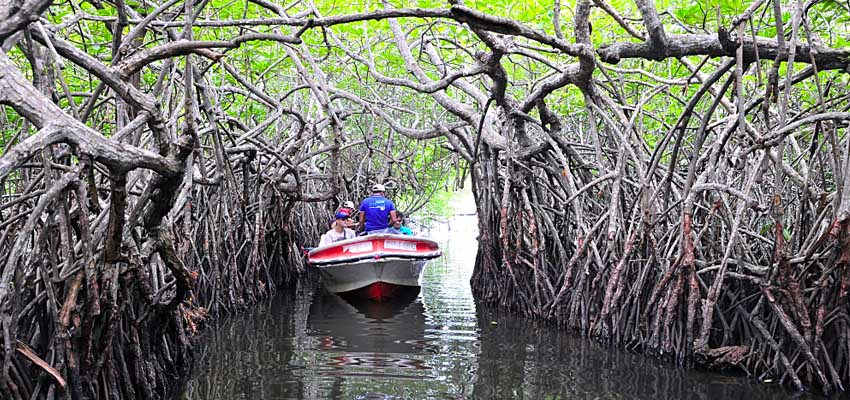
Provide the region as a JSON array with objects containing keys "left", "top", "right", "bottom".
[{"left": 2, "top": 0, "right": 850, "bottom": 398}]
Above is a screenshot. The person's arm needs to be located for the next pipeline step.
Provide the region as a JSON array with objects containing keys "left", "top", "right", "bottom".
[
  {"left": 389, "top": 210, "right": 399, "bottom": 226},
  {"left": 356, "top": 211, "right": 365, "bottom": 232},
  {"left": 318, "top": 233, "right": 329, "bottom": 247},
  {"left": 387, "top": 199, "right": 398, "bottom": 226}
]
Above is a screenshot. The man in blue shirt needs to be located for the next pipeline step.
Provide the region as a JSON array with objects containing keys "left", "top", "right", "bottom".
[{"left": 357, "top": 183, "right": 399, "bottom": 234}]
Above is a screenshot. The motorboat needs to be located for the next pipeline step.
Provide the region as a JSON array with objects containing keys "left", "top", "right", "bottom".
[{"left": 307, "top": 234, "right": 441, "bottom": 301}]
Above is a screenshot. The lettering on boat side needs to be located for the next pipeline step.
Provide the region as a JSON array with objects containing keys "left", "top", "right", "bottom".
[
  {"left": 343, "top": 242, "right": 373, "bottom": 253},
  {"left": 384, "top": 240, "right": 417, "bottom": 251}
]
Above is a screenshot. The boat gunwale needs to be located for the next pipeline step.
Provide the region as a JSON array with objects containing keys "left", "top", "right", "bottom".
[
  {"left": 307, "top": 233, "right": 440, "bottom": 256},
  {"left": 307, "top": 234, "right": 442, "bottom": 266},
  {"left": 308, "top": 251, "right": 442, "bottom": 267}
]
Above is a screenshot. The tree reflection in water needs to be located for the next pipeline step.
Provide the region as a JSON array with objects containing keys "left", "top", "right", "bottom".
[
  {"left": 470, "top": 305, "right": 804, "bottom": 399},
  {"left": 179, "top": 219, "right": 805, "bottom": 400}
]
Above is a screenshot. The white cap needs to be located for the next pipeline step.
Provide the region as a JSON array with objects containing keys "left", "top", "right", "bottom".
[
  {"left": 371, "top": 183, "right": 386, "bottom": 192},
  {"left": 343, "top": 201, "right": 355, "bottom": 209}
]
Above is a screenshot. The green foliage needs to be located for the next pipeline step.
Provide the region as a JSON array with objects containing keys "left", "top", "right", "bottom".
[
  {"left": 672, "top": 0, "right": 753, "bottom": 28},
  {"left": 418, "top": 187, "right": 457, "bottom": 217},
  {"left": 9, "top": 0, "right": 850, "bottom": 228}
]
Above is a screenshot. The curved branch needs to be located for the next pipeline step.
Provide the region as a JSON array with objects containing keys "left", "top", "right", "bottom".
[
  {"left": 599, "top": 33, "right": 850, "bottom": 70},
  {"left": 115, "top": 34, "right": 302, "bottom": 78},
  {"left": 0, "top": 54, "right": 180, "bottom": 178},
  {"left": 329, "top": 88, "right": 467, "bottom": 140},
  {"left": 0, "top": 0, "right": 51, "bottom": 40}
]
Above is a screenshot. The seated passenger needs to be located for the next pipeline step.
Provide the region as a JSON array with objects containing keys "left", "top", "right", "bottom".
[
  {"left": 319, "top": 211, "right": 356, "bottom": 246},
  {"left": 393, "top": 211, "right": 413, "bottom": 236},
  {"left": 337, "top": 200, "right": 357, "bottom": 228},
  {"left": 356, "top": 183, "right": 399, "bottom": 234},
  {"left": 339, "top": 200, "right": 356, "bottom": 215}
]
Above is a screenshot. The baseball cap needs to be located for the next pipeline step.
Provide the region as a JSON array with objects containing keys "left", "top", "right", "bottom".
[
  {"left": 335, "top": 210, "right": 349, "bottom": 219},
  {"left": 371, "top": 183, "right": 386, "bottom": 192},
  {"left": 343, "top": 201, "right": 355, "bottom": 209}
]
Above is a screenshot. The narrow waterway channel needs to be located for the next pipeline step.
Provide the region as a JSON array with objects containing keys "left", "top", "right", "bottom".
[{"left": 178, "top": 215, "right": 812, "bottom": 399}]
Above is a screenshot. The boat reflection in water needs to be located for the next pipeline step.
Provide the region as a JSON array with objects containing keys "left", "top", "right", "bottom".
[{"left": 308, "top": 288, "right": 431, "bottom": 375}]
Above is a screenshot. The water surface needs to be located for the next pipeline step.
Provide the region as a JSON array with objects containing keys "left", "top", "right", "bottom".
[{"left": 179, "top": 216, "right": 810, "bottom": 399}]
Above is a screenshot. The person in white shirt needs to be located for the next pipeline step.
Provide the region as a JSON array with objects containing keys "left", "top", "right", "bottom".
[{"left": 319, "top": 211, "right": 356, "bottom": 246}]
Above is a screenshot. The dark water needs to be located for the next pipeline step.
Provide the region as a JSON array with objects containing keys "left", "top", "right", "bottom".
[{"left": 179, "top": 216, "right": 814, "bottom": 399}]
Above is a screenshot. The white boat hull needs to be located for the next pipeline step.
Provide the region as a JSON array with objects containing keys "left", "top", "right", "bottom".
[{"left": 316, "top": 257, "right": 429, "bottom": 294}]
